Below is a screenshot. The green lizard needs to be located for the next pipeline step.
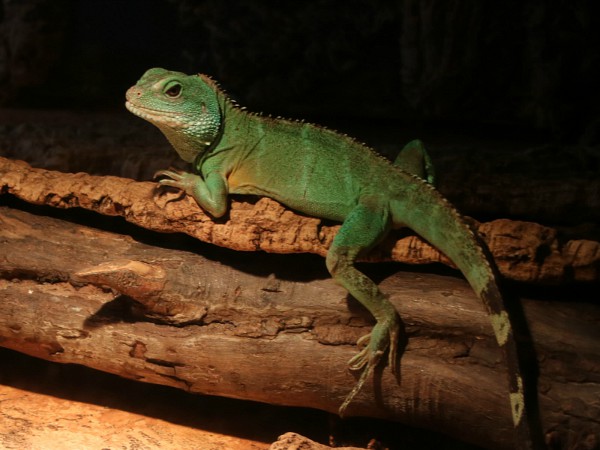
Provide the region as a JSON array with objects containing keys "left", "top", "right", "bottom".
[{"left": 126, "top": 68, "right": 531, "bottom": 446}]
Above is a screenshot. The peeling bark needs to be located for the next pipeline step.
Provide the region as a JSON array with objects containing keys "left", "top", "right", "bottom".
[{"left": 1, "top": 156, "right": 598, "bottom": 285}]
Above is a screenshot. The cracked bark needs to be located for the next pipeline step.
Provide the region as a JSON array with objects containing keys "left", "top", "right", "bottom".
[
  {"left": 0, "top": 206, "right": 598, "bottom": 450},
  {"left": 1, "top": 156, "right": 598, "bottom": 285}
]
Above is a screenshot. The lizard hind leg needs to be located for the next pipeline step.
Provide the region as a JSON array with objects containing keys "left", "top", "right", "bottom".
[
  {"left": 393, "top": 139, "right": 436, "bottom": 185},
  {"left": 326, "top": 200, "right": 399, "bottom": 416}
]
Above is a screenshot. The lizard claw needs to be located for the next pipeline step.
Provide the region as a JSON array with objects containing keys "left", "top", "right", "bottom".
[
  {"left": 154, "top": 169, "right": 180, "bottom": 180},
  {"left": 338, "top": 318, "right": 400, "bottom": 417},
  {"left": 347, "top": 332, "right": 376, "bottom": 371},
  {"left": 338, "top": 354, "right": 376, "bottom": 417},
  {"left": 153, "top": 169, "right": 198, "bottom": 193},
  {"left": 154, "top": 169, "right": 185, "bottom": 185}
]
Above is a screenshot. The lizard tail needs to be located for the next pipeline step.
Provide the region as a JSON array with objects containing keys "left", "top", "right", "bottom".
[{"left": 393, "top": 175, "right": 532, "bottom": 446}]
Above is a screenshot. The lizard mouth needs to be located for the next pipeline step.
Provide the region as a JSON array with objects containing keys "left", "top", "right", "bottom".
[{"left": 125, "top": 101, "right": 188, "bottom": 129}]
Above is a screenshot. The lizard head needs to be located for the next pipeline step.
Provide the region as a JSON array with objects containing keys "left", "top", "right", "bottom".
[{"left": 126, "top": 68, "right": 221, "bottom": 162}]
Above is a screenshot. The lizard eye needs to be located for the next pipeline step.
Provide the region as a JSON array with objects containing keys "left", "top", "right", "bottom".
[{"left": 165, "top": 83, "right": 182, "bottom": 98}]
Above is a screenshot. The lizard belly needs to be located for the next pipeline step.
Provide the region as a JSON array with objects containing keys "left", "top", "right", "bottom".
[
  {"left": 228, "top": 173, "right": 355, "bottom": 222},
  {"left": 224, "top": 141, "right": 377, "bottom": 222}
]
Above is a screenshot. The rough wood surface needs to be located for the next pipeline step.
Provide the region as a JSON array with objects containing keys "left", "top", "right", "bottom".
[
  {"left": 0, "top": 384, "right": 268, "bottom": 450},
  {"left": 0, "top": 206, "right": 598, "bottom": 450},
  {"left": 269, "top": 433, "right": 363, "bottom": 450},
  {"left": 1, "top": 156, "right": 598, "bottom": 285}
]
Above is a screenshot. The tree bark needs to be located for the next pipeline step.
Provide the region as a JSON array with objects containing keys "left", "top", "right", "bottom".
[
  {"left": 270, "top": 433, "right": 362, "bottom": 450},
  {"left": 0, "top": 206, "right": 598, "bottom": 450},
  {"left": 1, "top": 156, "right": 598, "bottom": 285}
]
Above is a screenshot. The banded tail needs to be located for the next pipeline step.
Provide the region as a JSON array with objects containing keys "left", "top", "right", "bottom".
[{"left": 393, "top": 173, "right": 531, "bottom": 446}]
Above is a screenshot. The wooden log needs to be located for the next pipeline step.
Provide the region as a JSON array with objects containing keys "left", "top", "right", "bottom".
[
  {"left": 0, "top": 384, "right": 269, "bottom": 450},
  {"left": 1, "top": 156, "right": 598, "bottom": 285},
  {"left": 0, "top": 206, "right": 598, "bottom": 450}
]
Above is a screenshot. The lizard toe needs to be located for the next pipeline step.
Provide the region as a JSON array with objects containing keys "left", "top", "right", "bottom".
[{"left": 153, "top": 169, "right": 184, "bottom": 181}]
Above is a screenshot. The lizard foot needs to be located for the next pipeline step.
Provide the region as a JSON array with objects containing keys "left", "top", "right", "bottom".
[
  {"left": 154, "top": 169, "right": 201, "bottom": 198},
  {"left": 338, "top": 318, "right": 400, "bottom": 416},
  {"left": 154, "top": 169, "right": 197, "bottom": 191}
]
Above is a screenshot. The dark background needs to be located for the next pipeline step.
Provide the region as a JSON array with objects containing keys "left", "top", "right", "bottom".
[{"left": 1, "top": 0, "right": 599, "bottom": 143}]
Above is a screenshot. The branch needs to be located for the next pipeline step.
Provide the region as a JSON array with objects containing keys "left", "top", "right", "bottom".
[{"left": 1, "top": 156, "right": 598, "bottom": 284}]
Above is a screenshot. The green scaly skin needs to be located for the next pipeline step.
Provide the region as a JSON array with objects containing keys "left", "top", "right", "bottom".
[{"left": 126, "top": 68, "right": 532, "bottom": 447}]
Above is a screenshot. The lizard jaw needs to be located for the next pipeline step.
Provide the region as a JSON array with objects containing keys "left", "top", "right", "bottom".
[{"left": 125, "top": 101, "right": 187, "bottom": 130}]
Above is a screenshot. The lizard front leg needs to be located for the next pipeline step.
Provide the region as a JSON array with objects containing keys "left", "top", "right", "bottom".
[
  {"left": 326, "top": 199, "right": 399, "bottom": 416},
  {"left": 155, "top": 169, "right": 229, "bottom": 218}
]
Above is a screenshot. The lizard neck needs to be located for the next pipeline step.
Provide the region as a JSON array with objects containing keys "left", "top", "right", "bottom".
[
  {"left": 212, "top": 92, "right": 259, "bottom": 147},
  {"left": 159, "top": 125, "right": 211, "bottom": 163},
  {"left": 191, "top": 84, "right": 271, "bottom": 169},
  {"left": 159, "top": 96, "right": 226, "bottom": 164}
]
